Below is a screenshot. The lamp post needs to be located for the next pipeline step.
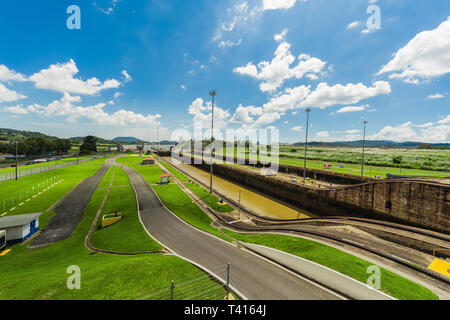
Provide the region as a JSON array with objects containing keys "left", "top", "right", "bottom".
[
  {"left": 303, "top": 108, "right": 311, "bottom": 185},
  {"left": 209, "top": 90, "right": 217, "bottom": 195},
  {"left": 361, "top": 121, "right": 368, "bottom": 178},
  {"left": 15, "top": 140, "right": 18, "bottom": 181}
]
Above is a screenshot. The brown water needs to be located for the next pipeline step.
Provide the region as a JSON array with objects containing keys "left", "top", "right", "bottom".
[{"left": 165, "top": 158, "right": 311, "bottom": 220}]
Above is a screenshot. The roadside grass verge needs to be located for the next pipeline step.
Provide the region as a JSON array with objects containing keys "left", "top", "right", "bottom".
[
  {"left": 89, "top": 166, "right": 162, "bottom": 253},
  {"left": 0, "top": 166, "right": 226, "bottom": 300},
  {"left": 160, "top": 161, "right": 189, "bottom": 181},
  {"left": 222, "top": 231, "right": 438, "bottom": 300},
  {"left": 184, "top": 182, "right": 234, "bottom": 213},
  {"left": 132, "top": 161, "right": 439, "bottom": 300}
]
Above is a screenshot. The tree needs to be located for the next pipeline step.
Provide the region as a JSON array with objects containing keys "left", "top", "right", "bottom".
[{"left": 79, "top": 136, "right": 97, "bottom": 155}]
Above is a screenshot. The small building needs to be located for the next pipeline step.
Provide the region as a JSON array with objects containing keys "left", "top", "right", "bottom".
[
  {"left": 323, "top": 163, "right": 332, "bottom": 169},
  {"left": 160, "top": 173, "right": 172, "bottom": 184},
  {"left": 141, "top": 158, "right": 155, "bottom": 165},
  {"left": 0, "top": 213, "right": 42, "bottom": 244},
  {"left": 0, "top": 230, "right": 6, "bottom": 251}
]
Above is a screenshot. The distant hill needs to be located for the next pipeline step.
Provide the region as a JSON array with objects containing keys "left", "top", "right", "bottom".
[
  {"left": 0, "top": 128, "right": 60, "bottom": 143},
  {"left": 292, "top": 140, "right": 450, "bottom": 149},
  {"left": 112, "top": 137, "right": 142, "bottom": 143}
]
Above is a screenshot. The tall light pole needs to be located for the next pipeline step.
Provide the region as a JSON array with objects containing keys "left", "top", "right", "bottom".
[
  {"left": 303, "top": 108, "right": 311, "bottom": 185},
  {"left": 361, "top": 121, "right": 368, "bottom": 178},
  {"left": 15, "top": 140, "right": 18, "bottom": 181},
  {"left": 209, "top": 89, "right": 217, "bottom": 195}
]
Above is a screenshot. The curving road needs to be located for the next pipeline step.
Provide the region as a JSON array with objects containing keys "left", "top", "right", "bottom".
[{"left": 121, "top": 164, "right": 342, "bottom": 300}]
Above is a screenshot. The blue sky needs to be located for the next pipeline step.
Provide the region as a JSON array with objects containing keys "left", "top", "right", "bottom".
[{"left": 0, "top": 0, "right": 449, "bottom": 143}]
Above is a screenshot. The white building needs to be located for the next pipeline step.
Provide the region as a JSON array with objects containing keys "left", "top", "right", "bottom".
[{"left": 0, "top": 213, "right": 42, "bottom": 244}]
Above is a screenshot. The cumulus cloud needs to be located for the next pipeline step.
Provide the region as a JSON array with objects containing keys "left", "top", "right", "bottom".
[
  {"left": 29, "top": 59, "right": 121, "bottom": 95},
  {"left": 274, "top": 29, "right": 288, "bottom": 41},
  {"left": 121, "top": 70, "right": 132, "bottom": 83},
  {"left": 316, "top": 131, "right": 330, "bottom": 138},
  {"left": 188, "top": 98, "right": 231, "bottom": 129},
  {"left": 262, "top": 0, "right": 298, "bottom": 11},
  {"left": 234, "top": 41, "right": 327, "bottom": 92},
  {"left": 291, "top": 126, "right": 303, "bottom": 132},
  {"left": 347, "top": 21, "right": 361, "bottom": 30},
  {"left": 0, "top": 65, "right": 27, "bottom": 82},
  {"left": 230, "top": 104, "right": 263, "bottom": 124},
  {"left": 377, "top": 17, "right": 450, "bottom": 84},
  {"left": 369, "top": 122, "right": 417, "bottom": 142},
  {"left": 27, "top": 92, "right": 161, "bottom": 127},
  {"left": 2, "top": 104, "right": 29, "bottom": 115},
  {"left": 336, "top": 105, "right": 369, "bottom": 113},
  {"left": 301, "top": 81, "right": 391, "bottom": 109},
  {"left": 0, "top": 83, "right": 26, "bottom": 103}
]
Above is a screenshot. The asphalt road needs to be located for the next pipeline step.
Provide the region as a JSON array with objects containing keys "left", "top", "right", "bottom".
[
  {"left": 30, "top": 164, "right": 110, "bottom": 247},
  {"left": 122, "top": 164, "right": 341, "bottom": 300}
]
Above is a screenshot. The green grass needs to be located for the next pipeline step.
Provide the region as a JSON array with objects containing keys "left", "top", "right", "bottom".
[
  {"left": 89, "top": 167, "right": 162, "bottom": 253},
  {"left": 222, "top": 231, "right": 439, "bottom": 300},
  {"left": 160, "top": 161, "right": 189, "bottom": 181},
  {"left": 132, "top": 160, "right": 439, "bottom": 300},
  {"left": 0, "top": 165, "right": 226, "bottom": 300},
  {"left": 0, "top": 164, "right": 102, "bottom": 216},
  {"left": 185, "top": 182, "right": 234, "bottom": 213}
]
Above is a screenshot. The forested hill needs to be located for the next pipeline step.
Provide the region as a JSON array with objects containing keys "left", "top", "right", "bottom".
[{"left": 0, "top": 128, "right": 59, "bottom": 143}]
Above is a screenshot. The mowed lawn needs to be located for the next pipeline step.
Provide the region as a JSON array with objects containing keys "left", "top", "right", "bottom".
[
  {"left": 0, "top": 163, "right": 226, "bottom": 300},
  {"left": 134, "top": 159, "right": 439, "bottom": 300},
  {"left": 89, "top": 166, "right": 162, "bottom": 253},
  {"left": 0, "top": 164, "right": 102, "bottom": 229}
]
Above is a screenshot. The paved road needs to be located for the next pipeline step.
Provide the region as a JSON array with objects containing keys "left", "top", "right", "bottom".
[
  {"left": 30, "top": 165, "right": 110, "bottom": 247},
  {"left": 122, "top": 164, "right": 341, "bottom": 300}
]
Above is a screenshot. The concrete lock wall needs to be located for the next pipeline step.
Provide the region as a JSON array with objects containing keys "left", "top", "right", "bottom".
[{"left": 190, "top": 160, "right": 450, "bottom": 233}]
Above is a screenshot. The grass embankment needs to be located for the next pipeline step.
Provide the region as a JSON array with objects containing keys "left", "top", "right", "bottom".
[
  {"left": 0, "top": 163, "right": 226, "bottom": 300},
  {"left": 185, "top": 182, "right": 233, "bottom": 213},
  {"left": 89, "top": 166, "right": 162, "bottom": 253},
  {"left": 0, "top": 155, "right": 92, "bottom": 175},
  {"left": 0, "top": 164, "right": 102, "bottom": 224},
  {"left": 144, "top": 161, "right": 439, "bottom": 300}
]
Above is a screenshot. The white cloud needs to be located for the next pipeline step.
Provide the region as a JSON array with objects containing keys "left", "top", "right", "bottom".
[
  {"left": 291, "top": 126, "right": 303, "bottom": 132},
  {"left": 415, "top": 122, "right": 433, "bottom": 128},
  {"left": 121, "top": 70, "right": 132, "bottom": 83},
  {"left": 180, "top": 85, "right": 187, "bottom": 90},
  {"left": 274, "top": 29, "right": 288, "bottom": 41},
  {"left": 437, "top": 115, "right": 450, "bottom": 124},
  {"left": 369, "top": 122, "right": 417, "bottom": 142},
  {"left": 427, "top": 93, "right": 445, "bottom": 99},
  {"left": 0, "top": 65, "right": 27, "bottom": 82},
  {"left": 262, "top": 0, "right": 298, "bottom": 11},
  {"left": 188, "top": 98, "right": 231, "bottom": 129},
  {"left": 336, "top": 105, "right": 369, "bottom": 113},
  {"left": 0, "top": 83, "right": 26, "bottom": 103},
  {"left": 301, "top": 81, "right": 391, "bottom": 109},
  {"left": 114, "top": 92, "right": 124, "bottom": 99},
  {"left": 218, "top": 38, "right": 243, "bottom": 48},
  {"left": 2, "top": 104, "right": 29, "bottom": 115},
  {"left": 230, "top": 104, "right": 263, "bottom": 124},
  {"left": 29, "top": 59, "right": 121, "bottom": 95},
  {"left": 234, "top": 41, "right": 327, "bottom": 92},
  {"left": 316, "top": 131, "right": 330, "bottom": 138},
  {"left": 345, "top": 129, "right": 361, "bottom": 134},
  {"left": 27, "top": 92, "right": 161, "bottom": 127},
  {"left": 347, "top": 21, "right": 361, "bottom": 30},
  {"left": 262, "top": 85, "right": 311, "bottom": 113},
  {"left": 377, "top": 17, "right": 450, "bottom": 84}
]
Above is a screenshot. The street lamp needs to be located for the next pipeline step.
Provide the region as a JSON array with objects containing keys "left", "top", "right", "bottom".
[
  {"left": 303, "top": 108, "right": 311, "bottom": 185},
  {"left": 209, "top": 89, "right": 217, "bottom": 195},
  {"left": 15, "top": 140, "right": 18, "bottom": 181},
  {"left": 361, "top": 121, "right": 368, "bottom": 178}
]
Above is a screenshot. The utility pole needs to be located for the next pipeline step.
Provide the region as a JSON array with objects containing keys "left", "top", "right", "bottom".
[
  {"left": 157, "top": 126, "right": 160, "bottom": 151},
  {"left": 226, "top": 262, "right": 230, "bottom": 300},
  {"left": 303, "top": 109, "right": 311, "bottom": 185},
  {"left": 15, "top": 140, "right": 18, "bottom": 181},
  {"left": 209, "top": 90, "right": 217, "bottom": 195},
  {"left": 361, "top": 121, "right": 368, "bottom": 178},
  {"left": 238, "top": 190, "right": 241, "bottom": 221}
]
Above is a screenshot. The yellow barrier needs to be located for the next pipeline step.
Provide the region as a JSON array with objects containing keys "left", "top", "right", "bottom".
[
  {"left": 102, "top": 213, "right": 122, "bottom": 229},
  {"left": 428, "top": 258, "right": 450, "bottom": 278},
  {"left": 0, "top": 249, "right": 11, "bottom": 256}
]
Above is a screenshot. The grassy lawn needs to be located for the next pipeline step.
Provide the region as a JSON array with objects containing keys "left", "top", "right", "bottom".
[
  {"left": 0, "top": 165, "right": 226, "bottom": 300},
  {"left": 130, "top": 160, "right": 440, "bottom": 300},
  {"left": 160, "top": 161, "right": 189, "bottom": 181},
  {"left": 0, "top": 164, "right": 102, "bottom": 217},
  {"left": 89, "top": 166, "right": 162, "bottom": 253},
  {"left": 185, "top": 182, "right": 234, "bottom": 213},
  {"left": 222, "top": 231, "right": 438, "bottom": 300}
]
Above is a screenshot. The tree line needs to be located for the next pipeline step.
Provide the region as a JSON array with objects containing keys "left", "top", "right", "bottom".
[{"left": 0, "top": 137, "right": 72, "bottom": 157}]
